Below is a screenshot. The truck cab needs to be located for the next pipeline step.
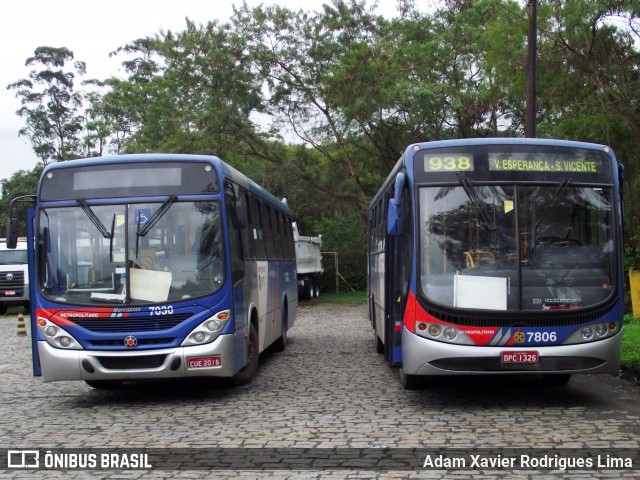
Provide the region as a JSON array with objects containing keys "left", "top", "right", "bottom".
[{"left": 0, "top": 238, "right": 29, "bottom": 315}]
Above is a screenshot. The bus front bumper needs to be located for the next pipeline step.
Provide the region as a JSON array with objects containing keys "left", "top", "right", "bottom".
[
  {"left": 401, "top": 327, "right": 622, "bottom": 376},
  {"left": 37, "top": 333, "right": 238, "bottom": 382}
]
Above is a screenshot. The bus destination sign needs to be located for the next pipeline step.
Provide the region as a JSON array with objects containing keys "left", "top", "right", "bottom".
[{"left": 488, "top": 153, "right": 601, "bottom": 174}]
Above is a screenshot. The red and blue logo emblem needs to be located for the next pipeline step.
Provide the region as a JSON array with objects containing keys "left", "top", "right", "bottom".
[{"left": 124, "top": 336, "right": 138, "bottom": 349}]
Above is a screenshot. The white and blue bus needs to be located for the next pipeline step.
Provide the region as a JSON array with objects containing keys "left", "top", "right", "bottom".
[
  {"left": 7, "top": 154, "right": 297, "bottom": 388},
  {"left": 368, "top": 138, "right": 624, "bottom": 388}
]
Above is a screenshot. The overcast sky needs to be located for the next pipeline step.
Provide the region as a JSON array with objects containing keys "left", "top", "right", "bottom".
[{"left": 0, "top": 0, "right": 406, "bottom": 183}]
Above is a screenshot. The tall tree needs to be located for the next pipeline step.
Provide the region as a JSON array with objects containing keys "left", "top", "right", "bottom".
[
  {"left": 107, "top": 21, "right": 266, "bottom": 161},
  {"left": 7, "top": 47, "right": 86, "bottom": 164}
]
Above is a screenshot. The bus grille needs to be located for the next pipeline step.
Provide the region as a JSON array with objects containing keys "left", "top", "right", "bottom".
[
  {"left": 430, "top": 356, "right": 605, "bottom": 372},
  {"left": 95, "top": 355, "right": 167, "bottom": 370},
  {"left": 70, "top": 314, "right": 191, "bottom": 332}
]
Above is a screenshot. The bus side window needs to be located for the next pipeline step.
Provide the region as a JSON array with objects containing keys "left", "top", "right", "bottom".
[
  {"left": 252, "top": 196, "right": 266, "bottom": 260},
  {"left": 242, "top": 191, "right": 255, "bottom": 260},
  {"left": 225, "top": 182, "right": 245, "bottom": 284},
  {"left": 263, "top": 204, "right": 275, "bottom": 260}
]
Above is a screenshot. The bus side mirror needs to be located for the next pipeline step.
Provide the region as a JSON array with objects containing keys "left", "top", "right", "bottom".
[
  {"left": 6, "top": 217, "right": 18, "bottom": 249},
  {"left": 387, "top": 172, "right": 406, "bottom": 236},
  {"left": 5, "top": 194, "right": 37, "bottom": 248}
]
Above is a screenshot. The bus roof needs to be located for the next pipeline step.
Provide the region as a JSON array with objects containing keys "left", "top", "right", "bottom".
[
  {"left": 404, "top": 137, "right": 611, "bottom": 155},
  {"left": 40, "top": 153, "right": 292, "bottom": 214}
]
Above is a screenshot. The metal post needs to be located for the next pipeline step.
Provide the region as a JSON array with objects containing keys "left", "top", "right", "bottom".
[
  {"left": 335, "top": 252, "right": 339, "bottom": 293},
  {"left": 525, "top": 0, "right": 537, "bottom": 138}
]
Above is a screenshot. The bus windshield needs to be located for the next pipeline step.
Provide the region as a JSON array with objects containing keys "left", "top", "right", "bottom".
[
  {"left": 39, "top": 201, "right": 225, "bottom": 305},
  {"left": 419, "top": 184, "right": 614, "bottom": 311}
]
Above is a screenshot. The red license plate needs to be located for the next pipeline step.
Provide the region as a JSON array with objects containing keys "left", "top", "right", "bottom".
[
  {"left": 501, "top": 351, "right": 539, "bottom": 364},
  {"left": 187, "top": 355, "right": 221, "bottom": 369},
  {"left": 4, "top": 291, "right": 16, "bottom": 296}
]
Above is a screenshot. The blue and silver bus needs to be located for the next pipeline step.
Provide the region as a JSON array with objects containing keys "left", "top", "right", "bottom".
[
  {"left": 7, "top": 154, "right": 297, "bottom": 388},
  {"left": 368, "top": 138, "right": 624, "bottom": 388}
]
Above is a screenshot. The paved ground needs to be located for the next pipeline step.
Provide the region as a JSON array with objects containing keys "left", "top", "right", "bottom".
[{"left": 0, "top": 302, "right": 639, "bottom": 479}]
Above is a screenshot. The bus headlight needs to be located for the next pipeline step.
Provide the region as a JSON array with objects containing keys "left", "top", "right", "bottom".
[
  {"left": 414, "top": 321, "right": 472, "bottom": 345},
  {"left": 595, "top": 324, "right": 608, "bottom": 337},
  {"left": 428, "top": 325, "right": 441, "bottom": 337},
  {"left": 565, "top": 320, "right": 620, "bottom": 344},
  {"left": 444, "top": 327, "right": 458, "bottom": 341},
  {"left": 181, "top": 310, "right": 231, "bottom": 347},
  {"left": 45, "top": 326, "right": 58, "bottom": 337},
  {"left": 37, "top": 318, "right": 83, "bottom": 350}
]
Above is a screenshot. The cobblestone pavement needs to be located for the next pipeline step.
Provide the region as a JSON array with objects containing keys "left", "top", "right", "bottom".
[{"left": 1, "top": 303, "right": 639, "bottom": 479}]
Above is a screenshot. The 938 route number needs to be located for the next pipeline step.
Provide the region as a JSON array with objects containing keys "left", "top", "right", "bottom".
[{"left": 424, "top": 154, "right": 474, "bottom": 172}]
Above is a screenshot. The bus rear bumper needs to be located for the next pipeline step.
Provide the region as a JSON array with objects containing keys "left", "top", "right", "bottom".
[
  {"left": 37, "top": 334, "right": 238, "bottom": 383},
  {"left": 401, "top": 327, "right": 622, "bottom": 376}
]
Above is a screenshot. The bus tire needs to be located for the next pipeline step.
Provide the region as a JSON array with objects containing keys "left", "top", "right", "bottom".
[
  {"left": 273, "top": 303, "right": 288, "bottom": 352},
  {"left": 375, "top": 334, "right": 385, "bottom": 354},
  {"left": 542, "top": 374, "right": 571, "bottom": 386},
  {"left": 232, "top": 323, "right": 259, "bottom": 386},
  {"left": 84, "top": 380, "right": 124, "bottom": 390},
  {"left": 0, "top": 304, "right": 7, "bottom": 315},
  {"left": 313, "top": 277, "right": 320, "bottom": 298},
  {"left": 399, "top": 369, "right": 421, "bottom": 390}
]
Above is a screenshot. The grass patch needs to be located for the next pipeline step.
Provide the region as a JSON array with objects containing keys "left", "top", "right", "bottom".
[{"left": 622, "top": 314, "right": 640, "bottom": 371}]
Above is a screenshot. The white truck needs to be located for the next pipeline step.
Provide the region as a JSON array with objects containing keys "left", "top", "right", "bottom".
[
  {"left": 0, "top": 238, "right": 29, "bottom": 315},
  {"left": 293, "top": 223, "right": 323, "bottom": 300}
]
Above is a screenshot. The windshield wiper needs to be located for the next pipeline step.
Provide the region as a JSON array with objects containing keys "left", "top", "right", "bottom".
[
  {"left": 78, "top": 200, "right": 117, "bottom": 263},
  {"left": 138, "top": 195, "right": 177, "bottom": 237},
  {"left": 78, "top": 200, "right": 112, "bottom": 239},
  {"left": 457, "top": 175, "right": 496, "bottom": 231},
  {"left": 135, "top": 195, "right": 177, "bottom": 258}
]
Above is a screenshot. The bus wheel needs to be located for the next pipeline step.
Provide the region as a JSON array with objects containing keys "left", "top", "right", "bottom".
[
  {"left": 85, "top": 380, "right": 124, "bottom": 389},
  {"left": 313, "top": 278, "right": 320, "bottom": 298},
  {"left": 399, "top": 369, "right": 421, "bottom": 390},
  {"left": 542, "top": 374, "right": 571, "bottom": 386},
  {"left": 0, "top": 304, "right": 7, "bottom": 315},
  {"left": 273, "top": 305, "right": 288, "bottom": 352},
  {"left": 232, "top": 325, "right": 259, "bottom": 386},
  {"left": 375, "top": 333, "right": 385, "bottom": 354}
]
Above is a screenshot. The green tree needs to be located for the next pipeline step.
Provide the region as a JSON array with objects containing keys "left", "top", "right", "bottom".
[
  {"left": 233, "top": 0, "right": 396, "bottom": 209},
  {"left": 107, "top": 21, "right": 265, "bottom": 160},
  {"left": 7, "top": 46, "right": 86, "bottom": 163}
]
